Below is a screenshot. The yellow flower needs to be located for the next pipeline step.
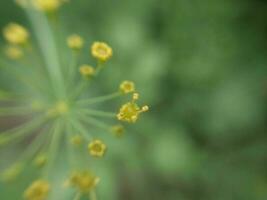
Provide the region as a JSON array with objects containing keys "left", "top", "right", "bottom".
[
  {"left": 79, "top": 65, "right": 95, "bottom": 77},
  {"left": 33, "top": 154, "right": 47, "bottom": 168},
  {"left": 1, "top": 163, "right": 23, "bottom": 182},
  {"left": 120, "top": 81, "right": 135, "bottom": 94},
  {"left": 67, "top": 34, "right": 84, "bottom": 50},
  {"left": 67, "top": 171, "right": 100, "bottom": 193},
  {"left": 117, "top": 93, "right": 149, "bottom": 123},
  {"left": 32, "top": 0, "right": 62, "bottom": 12},
  {"left": 88, "top": 139, "right": 107, "bottom": 157},
  {"left": 24, "top": 180, "right": 50, "bottom": 200},
  {"left": 91, "top": 42, "right": 112, "bottom": 62},
  {"left": 5, "top": 45, "right": 24, "bottom": 60},
  {"left": 111, "top": 125, "right": 125, "bottom": 137},
  {"left": 70, "top": 135, "right": 83, "bottom": 146},
  {"left": 3, "top": 23, "right": 29, "bottom": 45}
]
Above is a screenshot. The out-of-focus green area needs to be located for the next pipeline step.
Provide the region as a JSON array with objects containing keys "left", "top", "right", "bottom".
[{"left": 1, "top": 0, "right": 267, "bottom": 199}]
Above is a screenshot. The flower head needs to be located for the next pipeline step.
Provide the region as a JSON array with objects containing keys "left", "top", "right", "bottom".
[
  {"left": 70, "top": 135, "right": 83, "bottom": 146},
  {"left": 79, "top": 65, "right": 95, "bottom": 78},
  {"left": 24, "top": 180, "right": 50, "bottom": 200},
  {"left": 88, "top": 139, "right": 107, "bottom": 157},
  {"left": 67, "top": 171, "right": 100, "bottom": 193},
  {"left": 1, "top": 163, "right": 23, "bottom": 182},
  {"left": 67, "top": 34, "right": 84, "bottom": 50},
  {"left": 32, "top": 0, "right": 62, "bottom": 12},
  {"left": 33, "top": 154, "right": 47, "bottom": 168},
  {"left": 117, "top": 93, "right": 149, "bottom": 123},
  {"left": 111, "top": 125, "right": 125, "bottom": 137},
  {"left": 5, "top": 45, "right": 24, "bottom": 60},
  {"left": 91, "top": 42, "right": 113, "bottom": 62},
  {"left": 3, "top": 23, "right": 29, "bottom": 45},
  {"left": 120, "top": 81, "right": 135, "bottom": 94}
]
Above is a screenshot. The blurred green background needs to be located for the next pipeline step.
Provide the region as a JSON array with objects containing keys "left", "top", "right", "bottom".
[{"left": 1, "top": 0, "right": 267, "bottom": 199}]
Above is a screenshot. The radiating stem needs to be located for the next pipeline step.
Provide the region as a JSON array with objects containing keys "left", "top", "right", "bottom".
[
  {"left": 25, "top": 9, "right": 66, "bottom": 99},
  {"left": 73, "top": 192, "right": 82, "bottom": 200},
  {"left": 89, "top": 190, "right": 97, "bottom": 200},
  {"left": 76, "top": 109, "right": 116, "bottom": 118},
  {"left": 77, "top": 92, "right": 121, "bottom": 105}
]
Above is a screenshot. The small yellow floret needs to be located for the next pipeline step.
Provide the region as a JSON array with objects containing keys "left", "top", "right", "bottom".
[
  {"left": 111, "top": 125, "right": 125, "bottom": 138},
  {"left": 70, "top": 135, "right": 83, "bottom": 146},
  {"left": 91, "top": 42, "right": 113, "bottom": 62},
  {"left": 67, "top": 34, "right": 84, "bottom": 50},
  {"left": 32, "top": 0, "right": 61, "bottom": 12},
  {"left": 3, "top": 23, "right": 29, "bottom": 45},
  {"left": 79, "top": 65, "right": 95, "bottom": 77},
  {"left": 88, "top": 139, "right": 107, "bottom": 157},
  {"left": 34, "top": 154, "right": 47, "bottom": 168},
  {"left": 24, "top": 180, "right": 50, "bottom": 200},
  {"left": 5, "top": 46, "right": 23, "bottom": 60},
  {"left": 67, "top": 171, "right": 100, "bottom": 193},
  {"left": 1, "top": 163, "right": 23, "bottom": 182},
  {"left": 117, "top": 93, "right": 149, "bottom": 123},
  {"left": 120, "top": 81, "right": 135, "bottom": 94}
]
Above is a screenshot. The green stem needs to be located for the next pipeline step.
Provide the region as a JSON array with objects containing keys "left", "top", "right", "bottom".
[
  {"left": 76, "top": 109, "right": 116, "bottom": 118},
  {"left": 69, "top": 118, "right": 92, "bottom": 140},
  {"left": 77, "top": 112, "right": 111, "bottom": 131},
  {"left": 73, "top": 192, "right": 82, "bottom": 200},
  {"left": 25, "top": 9, "right": 66, "bottom": 99},
  {"left": 89, "top": 190, "right": 97, "bottom": 200},
  {"left": 77, "top": 92, "right": 121, "bottom": 105}
]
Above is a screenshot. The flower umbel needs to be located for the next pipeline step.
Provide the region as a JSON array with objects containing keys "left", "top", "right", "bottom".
[
  {"left": 24, "top": 180, "right": 50, "bottom": 200},
  {"left": 0, "top": 1, "right": 148, "bottom": 200}
]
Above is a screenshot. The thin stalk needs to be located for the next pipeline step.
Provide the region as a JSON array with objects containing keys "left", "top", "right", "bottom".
[
  {"left": 25, "top": 9, "right": 66, "bottom": 99},
  {"left": 77, "top": 112, "right": 111, "bottom": 131},
  {"left": 76, "top": 109, "right": 116, "bottom": 118},
  {"left": 77, "top": 92, "right": 121, "bottom": 105}
]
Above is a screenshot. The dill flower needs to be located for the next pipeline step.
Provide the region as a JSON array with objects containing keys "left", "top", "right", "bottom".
[
  {"left": 67, "top": 34, "right": 84, "bottom": 50},
  {"left": 120, "top": 81, "right": 135, "bottom": 94},
  {"left": 33, "top": 154, "right": 47, "bottom": 168},
  {"left": 111, "top": 125, "right": 125, "bottom": 137},
  {"left": 24, "top": 180, "right": 50, "bottom": 200},
  {"left": 91, "top": 42, "right": 113, "bottom": 62},
  {"left": 5, "top": 45, "right": 24, "bottom": 60},
  {"left": 70, "top": 135, "right": 83, "bottom": 146},
  {"left": 67, "top": 171, "right": 100, "bottom": 194},
  {"left": 32, "top": 0, "right": 62, "bottom": 12},
  {"left": 3, "top": 23, "right": 29, "bottom": 45},
  {"left": 0, "top": 1, "right": 148, "bottom": 199},
  {"left": 88, "top": 140, "right": 107, "bottom": 157},
  {"left": 79, "top": 65, "right": 95, "bottom": 78},
  {"left": 1, "top": 163, "right": 23, "bottom": 182},
  {"left": 117, "top": 93, "right": 149, "bottom": 123}
]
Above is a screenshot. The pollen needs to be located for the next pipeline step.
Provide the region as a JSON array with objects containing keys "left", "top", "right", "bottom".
[
  {"left": 88, "top": 139, "right": 107, "bottom": 157},
  {"left": 67, "top": 171, "right": 100, "bottom": 193},
  {"left": 117, "top": 93, "right": 149, "bottom": 123},
  {"left": 79, "top": 65, "right": 95, "bottom": 77},
  {"left": 5, "top": 45, "right": 23, "bottom": 60},
  {"left": 32, "top": 0, "right": 62, "bottom": 12},
  {"left": 67, "top": 34, "right": 84, "bottom": 50},
  {"left": 3, "top": 23, "right": 29, "bottom": 45},
  {"left": 24, "top": 180, "right": 50, "bottom": 200},
  {"left": 91, "top": 42, "right": 113, "bottom": 62},
  {"left": 120, "top": 81, "right": 135, "bottom": 94}
]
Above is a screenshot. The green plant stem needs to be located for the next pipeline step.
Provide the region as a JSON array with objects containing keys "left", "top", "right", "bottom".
[
  {"left": 89, "top": 190, "right": 97, "bottom": 200},
  {"left": 76, "top": 109, "right": 116, "bottom": 118},
  {"left": 25, "top": 9, "right": 66, "bottom": 99},
  {"left": 77, "top": 92, "right": 121, "bottom": 105}
]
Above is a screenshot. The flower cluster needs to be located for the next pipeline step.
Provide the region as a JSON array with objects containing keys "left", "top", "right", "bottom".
[{"left": 0, "top": 1, "right": 148, "bottom": 200}]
